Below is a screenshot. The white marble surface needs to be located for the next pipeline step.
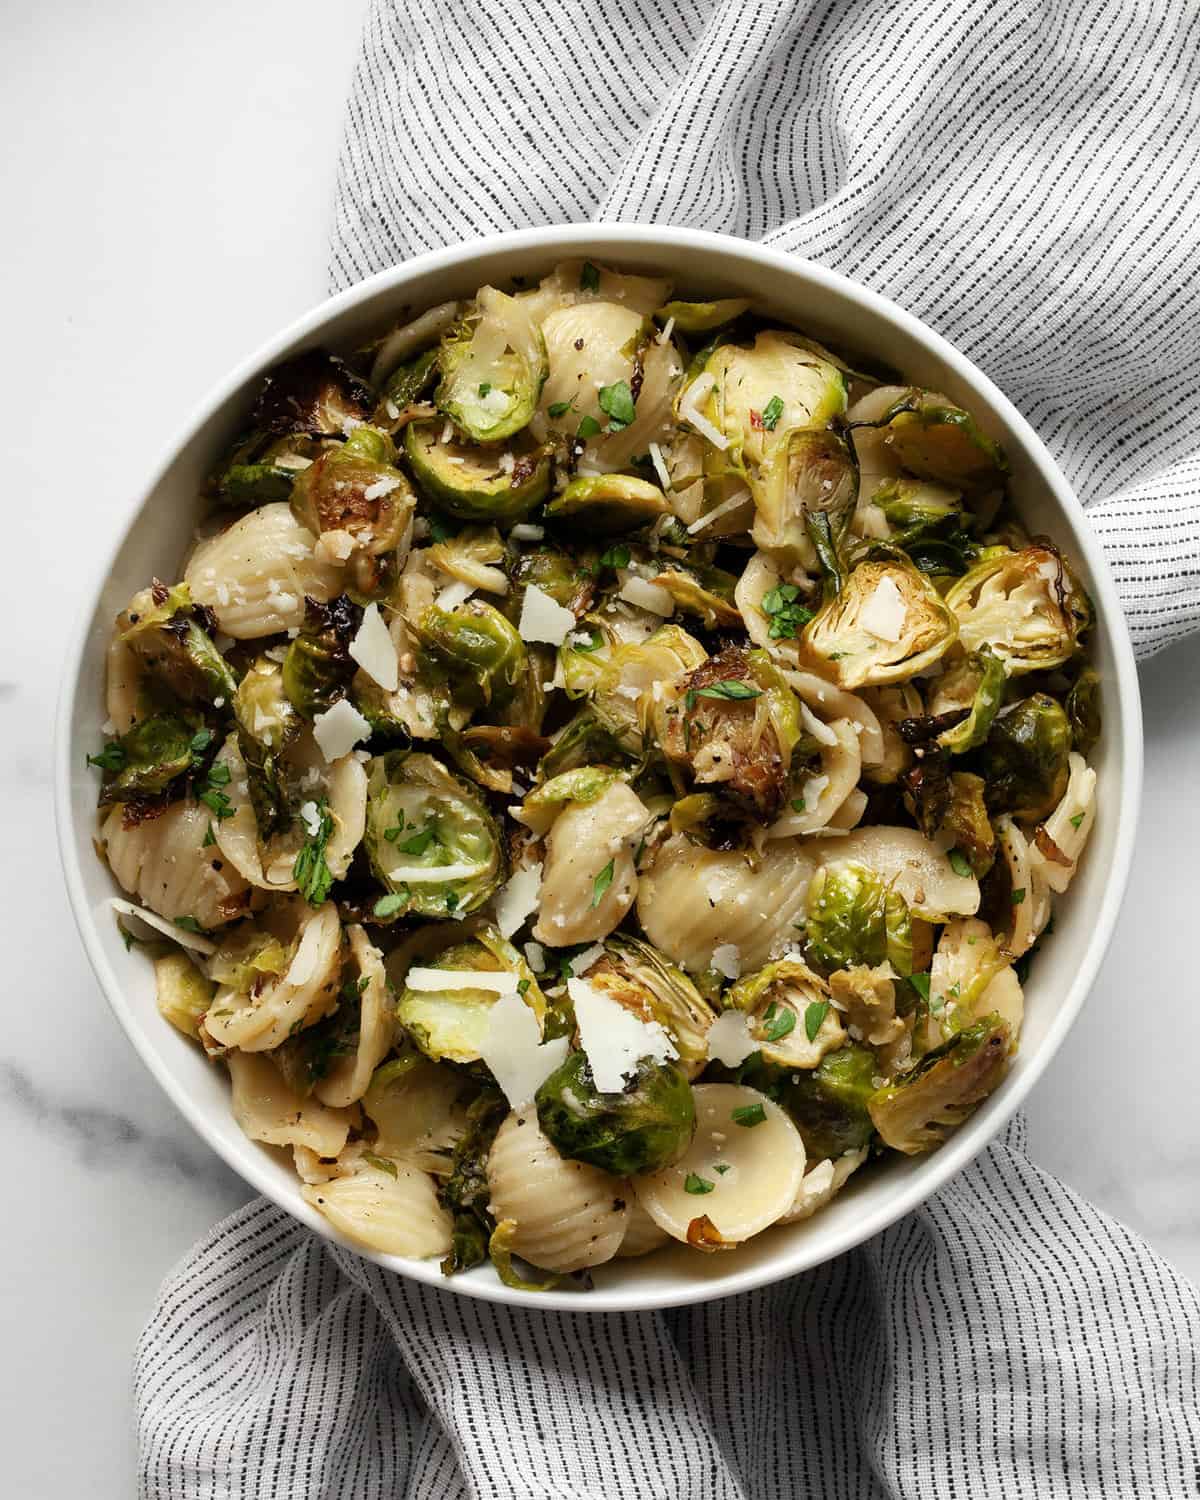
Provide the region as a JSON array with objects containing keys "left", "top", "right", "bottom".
[{"left": 4, "top": 2, "right": 1199, "bottom": 1492}]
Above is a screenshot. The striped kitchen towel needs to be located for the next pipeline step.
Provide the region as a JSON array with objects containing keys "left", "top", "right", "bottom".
[{"left": 137, "top": 2, "right": 1200, "bottom": 1495}]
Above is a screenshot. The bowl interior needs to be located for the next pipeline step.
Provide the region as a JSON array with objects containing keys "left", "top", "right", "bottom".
[{"left": 58, "top": 227, "right": 1140, "bottom": 1310}]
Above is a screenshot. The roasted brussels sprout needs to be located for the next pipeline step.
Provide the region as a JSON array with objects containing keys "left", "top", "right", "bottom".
[
  {"left": 879, "top": 389, "right": 1007, "bottom": 492},
  {"left": 803, "top": 860, "right": 914, "bottom": 976},
  {"left": 647, "top": 563, "right": 742, "bottom": 630},
  {"left": 655, "top": 297, "right": 751, "bottom": 334},
  {"left": 417, "top": 598, "right": 526, "bottom": 710},
  {"left": 101, "top": 714, "right": 197, "bottom": 803},
  {"left": 438, "top": 1086, "right": 508, "bottom": 1274},
  {"left": 118, "top": 582, "right": 238, "bottom": 708},
  {"left": 874, "top": 478, "right": 964, "bottom": 529},
  {"left": 233, "top": 658, "right": 300, "bottom": 837},
  {"left": 930, "top": 646, "right": 1006, "bottom": 753},
  {"left": 798, "top": 560, "right": 958, "bottom": 689},
  {"left": 404, "top": 421, "right": 550, "bottom": 522},
  {"left": 437, "top": 287, "right": 548, "bottom": 442},
  {"left": 868, "top": 1015, "right": 1011, "bottom": 1153},
  {"left": 282, "top": 595, "right": 360, "bottom": 720},
  {"left": 977, "top": 693, "right": 1072, "bottom": 820},
  {"left": 752, "top": 428, "right": 857, "bottom": 560},
  {"left": 940, "top": 771, "right": 996, "bottom": 877},
  {"left": 726, "top": 958, "right": 845, "bottom": 1069},
  {"left": 427, "top": 525, "right": 507, "bottom": 596},
  {"left": 396, "top": 927, "right": 544, "bottom": 1064},
  {"left": 657, "top": 645, "right": 801, "bottom": 820},
  {"left": 775, "top": 1042, "right": 877, "bottom": 1159},
  {"left": 253, "top": 350, "right": 372, "bottom": 437},
  {"left": 589, "top": 624, "right": 708, "bottom": 753},
  {"left": 545, "top": 474, "right": 670, "bottom": 533},
  {"left": 539, "top": 708, "right": 627, "bottom": 777},
  {"left": 946, "top": 545, "right": 1091, "bottom": 674},
  {"left": 599, "top": 935, "right": 717, "bottom": 1076},
  {"left": 536, "top": 1051, "right": 695, "bottom": 1175},
  {"left": 364, "top": 751, "right": 503, "bottom": 918},
  {"left": 377, "top": 345, "right": 438, "bottom": 414},
  {"left": 508, "top": 544, "right": 593, "bottom": 616},
  {"left": 1066, "top": 667, "right": 1102, "bottom": 755}
]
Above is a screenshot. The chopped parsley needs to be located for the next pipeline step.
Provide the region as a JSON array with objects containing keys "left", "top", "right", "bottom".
[
  {"left": 580, "top": 261, "right": 601, "bottom": 292},
  {"left": 598, "top": 543, "right": 631, "bottom": 570},
  {"left": 713, "top": 1162, "right": 732, "bottom": 1176},
  {"left": 1011, "top": 887, "right": 1026, "bottom": 906},
  {"left": 761, "top": 394, "right": 785, "bottom": 431},
  {"left": 87, "top": 742, "right": 126, "bottom": 772},
  {"left": 397, "top": 825, "right": 438, "bottom": 856},
  {"left": 791, "top": 796, "right": 807, "bottom": 813},
  {"left": 684, "top": 1173, "right": 714, "bottom": 1195},
  {"left": 292, "top": 799, "right": 335, "bottom": 905},
  {"left": 373, "top": 892, "right": 407, "bottom": 919},
  {"left": 591, "top": 859, "right": 615, "bottom": 908},
  {"left": 548, "top": 399, "right": 574, "bottom": 418},
  {"left": 598, "top": 379, "right": 636, "bottom": 431},
  {"left": 477, "top": 382, "right": 492, "bottom": 397},
  {"left": 947, "top": 848, "right": 973, "bottom": 878},
  {"left": 202, "top": 822, "right": 217, "bottom": 849},
  {"left": 362, "top": 1152, "right": 398, "bottom": 1178},
  {"left": 804, "top": 1000, "right": 831, "bottom": 1042},
  {"left": 695, "top": 680, "right": 761, "bottom": 702},
  {"left": 761, "top": 583, "right": 814, "bottom": 640},
  {"left": 445, "top": 891, "right": 459, "bottom": 913},
  {"left": 517, "top": 978, "right": 531, "bottom": 997},
  {"left": 189, "top": 728, "right": 214, "bottom": 755},
  {"left": 908, "top": 973, "right": 931, "bottom": 1003},
  {"left": 731, "top": 1103, "right": 767, "bottom": 1128},
  {"left": 577, "top": 414, "right": 601, "bottom": 440},
  {"left": 199, "top": 787, "right": 234, "bottom": 821},
  {"left": 1069, "top": 812, "right": 1085, "bottom": 830},
  {"left": 174, "top": 915, "right": 204, "bottom": 934},
  {"left": 762, "top": 1001, "right": 796, "bottom": 1044},
  {"left": 205, "top": 762, "right": 231, "bottom": 788}
]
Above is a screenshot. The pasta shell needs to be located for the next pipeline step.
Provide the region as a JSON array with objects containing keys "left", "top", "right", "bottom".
[
  {"left": 314, "top": 926, "right": 394, "bottom": 1108},
  {"left": 616, "top": 1197, "right": 671, "bottom": 1259},
  {"left": 533, "top": 781, "right": 650, "bottom": 947},
  {"left": 101, "top": 802, "right": 249, "bottom": 929},
  {"left": 228, "top": 1050, "right": 352, "bottom": 1159},
  {"left": 302, "top": 1158, "right": 452, "bottom": 1259}
]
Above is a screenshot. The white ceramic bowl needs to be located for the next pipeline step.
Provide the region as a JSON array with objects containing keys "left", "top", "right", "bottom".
[{"left": 55, "top": 225, "right": 1142, "bottom": 1311}]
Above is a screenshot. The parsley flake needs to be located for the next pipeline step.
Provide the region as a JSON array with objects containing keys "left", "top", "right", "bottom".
[
  {"left": 696, "top": 680, "right": 761, "bottom": 702},
  {"left": 684, "top": 1173, "right": 714, "bottom": 1195},
  {"left": 199, "top": 788, "right": 234, "bottom": 821},
  {"left": 577, "top": 414, "right": 601, "bottom": 440},
  {"left": 761, "top": 583, "right": 814, "bottom": 640},
  {"left": 174, "top": 915, "right": 204, "bottom": 934},
  {"left": 189, "top": 728, "right": 214, "bottom": 755},
  {"left": 804, "top": 1000, "right": 831, "bottom": 1043},
  {"left": 397, "top": 825, "right": 438, "bottom": 856},
  {"left": 580, "top": 261, "right": 601, "bottom": 292},
  {"left": 598, "top": 380, "right": 636, "bottom": 431},
  {"left": 761, "top": 394, "right": 785, "bottom": 430},
  {"left": 1011, "top": 887, "right": 1026, "bottom": 905},
  {"left": 598, "top": 543, "right": 631, "bottom": 570},
  {"left": 362, "top": 1152, "right": 398, "bottom": 1178},
  {"left": 87, "top": 742, "right": 126, "bottom": 772},
  {"left": 947, "top": 848, "right": 973, "bottom": 878},
  {"left": 548, "top": 399, "right": 574, "bottom": 418},
  {"left": 762, "top": 1001, "right": 797, "bottom": 1044},
  {"left": 591, "top": 859, "right": 615, "bottom": 908},
  {"left": 202, "top": 822, "right": 217, "bottom": 849},
  {"left": 908, "top": 973, "right": 932, "bottom": 1003},
  {"left": 1069, "top": 812, "right": 1085, "bottom": 830},
  {"left": 791, "top": 796, "right": 807, "bottom": 813},
  {"left": 477, "top": 382, "right": 492, "bottom": 397},
  {"left": 292, "top": 798, "right": 335, "bottom": 905},
  {"left": 731, "top": 1103, "right": 767, "bottom": 1128}
]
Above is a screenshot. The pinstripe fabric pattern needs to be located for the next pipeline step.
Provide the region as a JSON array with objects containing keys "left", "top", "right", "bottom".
[
  {"left": 137, "top": 5, "right": 1200, "bottom": 1492},
  {"left": 330, "top": 0, "right": 1200, "bottom": 657}
]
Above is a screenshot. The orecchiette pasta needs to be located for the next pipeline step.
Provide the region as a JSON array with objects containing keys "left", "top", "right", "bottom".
[{"left": 89, "top": 260, "right": 1097, "bottom": 1291}]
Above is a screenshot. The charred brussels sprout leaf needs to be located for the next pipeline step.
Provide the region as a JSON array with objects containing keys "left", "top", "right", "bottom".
[
  {"left": 364, "top": 751, "right": 503, "bottom": 918},
  {"left": 418, "top": 599, "right": 526, "bottom": 710},
  {"left": 775, "top": 1043, "right": 877, "bottom": 1159},
  {"left": 536, "top": 1052, "right": 695, "bottom": 1176},
  {"left": 508, "top": 544, "right": 593, "bottom": 616},
  {"left": 119, "top": 582, "right": 238, "bottom": 708},
  {"left": 753, "top": 428, "right": 857, "bottom": 558},
  {"left": 540, "top": 708, "right": 627, "bottom": 777},
  {"left": 868, "top": 1015, "right": 1011, "bottom": 1153},
  {"left": 1066, "top": 667, "right": 1102, "bottom": 755},
  {"left": 874, "top": 478, "right": 964, "bottom": 529},
  {"left": 282, "top": 596, "right": 361, "bottom": 720},
  {"left": 977, "top": 693, "right": 1072, "bottom": 821},
  {"left": 649, "top": 563, "right": 743, "bottom": 630},
  {"left": 439, "top": 1087, "right": 508, "bottom": 1275},
  {"left": 654, "top": 297, "right": 751, "bottom": 334},
  {"left": 934, "top": 646, "right": 1006, "bottom": 753},
  {"left": 880, "top": 390, "right": 1007, "bottom": 492},
  {"left": 546, "top": 474, "right": 671, "bottom": 534},
  {"left": 599, "top": 935, "right": 717, "bottom": 1075},
  {"left": 799, "top": 560, "right": 958, "bottom": 689},
  {"left": 101, "top": 714, "right": 197, "bottom": 803},
  {"left": 803, "top": 861, "right": 914, "bottom": 977},
  {"left": 234, "top": 658, "right": 301, "bottom": 837},
  {"left": 940, "top": 772, "right": 996, "bottom": 878},
  {"left": 252, "top": 350, "right": 372, "bottom": 437},
  {"left": 378, "top": 346, "right": 438, "bottom": 413},
  {"left": 397, "top": 930, "right": 542, "bottom": 1064},
  {"left": 945, "top": 545, "right": 1091, "bottom": 675},
  {"left": 437, "top": 287, "right": 547, "bottom": 442},
  {"left": 404, "top": 420, "right": 551, "bottom": 523}
]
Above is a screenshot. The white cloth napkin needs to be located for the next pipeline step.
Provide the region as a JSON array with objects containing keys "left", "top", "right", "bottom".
[{"left": 137, "top": 2, "right": 1200, "bottom": 1494}]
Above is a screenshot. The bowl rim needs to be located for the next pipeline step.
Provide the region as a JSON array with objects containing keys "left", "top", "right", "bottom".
[{"left": 54, "top": 223, "right": 1144, "bottom": 1312}]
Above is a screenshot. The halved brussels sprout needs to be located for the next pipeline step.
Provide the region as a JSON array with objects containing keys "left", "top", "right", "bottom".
[
  {"left": 118, "top": 583, "right": 238, "bottom": 708},
  {"left": 655, "top": 297, "right": 751, "bottom": 334},
  {"left": 1066, "top": 667, "right": 1101, "bottom": 755},
  {"left": 798, "top": 560, "right": 958, "bottom": 689},
  {"left": 945, "top": 545, "right": 1091, "bottom": 674},
  {"left": 775, "top": 1042, "right": 877, "bottom": 1159},
  {"left": 599, "top": 934, "right": 717, "bottom": 1077},
  {"left": 726, "top": 959, "right": 845, "bottom": 1069},
  {"left": 514, "top": 766, "right": 623, "bottom": 835},
  {"left": 977, "top": 692, "right": 1072, "bottom": 820},
  {"left": 589, "top": 624, "right": 708, "bottom": 753},
  {"left": 940, "top": 771, "right": 996, "bottom": 877},
  {"left": 396, "top": 926, "right": 545, "bottom": 1064},
  {"left": 930, "top": 646, "right": 1005, "bottom": 753},
  {"left": 879, "top": 390, "right": 1007, "bottom": 492},
  {"left": 403, "top": 421, "right": 550, "bottom": 522},
  {"left": 364, "top": 751, "right": 503, "bottom": 918},
  {"left": 539, "top": 708, "right": 627, "bottom": 777},
  {"left": 234, "top": 658, "right": 301, "bottom": 838},
  {"left": 282, "top": 596, "right": 360, "bottom": 720},
  {"left": 752, "top": 428, "right": 858, "bottom": 561},
  {"left": 874, "top": 478, "right": 964, "bottom": 528},
  {"left": 508, "top": 543, "right": 593, "bottom": 616},
  {"left": 657, "top": 644, "right": 801, "bottom": 820},
  {"left": 436, "top": 287, "right": 548, "bottom": 441},
  {"left": 101, "top": 714, "right": 196, "bottom": 803},
  {"left": 417, "top": 598, "right": 526, "bottom": 709},
  {"left": 427, "top": 525, "right": 506, "bottom": 595},
  {"left": 868, "top": 1015, "right": 1011, "bottom": 1153},
  {"left": 442, "top": 723, "right": 548, "bottom": 796},
  {"left": 376, "top": 346, "right": 439, "bottom": 415},
  {"left": 155, "top": 950, "right": 216, "bottom": 1038},
  {"left": 802, "top": 860, "right": 914, "bottom": 976},
  {"left": 252, "top": 350, "right": 372, "bottom": 437},
  {"left": 545, "top": 474, "right": 670, "bottom": 534},
  {"left": 535, "top": 1052, "right": 695, "bottom": 1176},
  {"left": 649, "top": 563, "right": 742, "bottom": 630}
]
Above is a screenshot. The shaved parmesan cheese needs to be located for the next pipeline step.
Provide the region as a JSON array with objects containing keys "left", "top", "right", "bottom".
[
  {"left": 523, "top": 941, "right": 547, "bottom": 972},
  {"left": 362, "top": 475, "right": 402, "bottom": 502},
  {"left": 859, "top": 575, "right": 908, "bottom": 643},
  {"left": 657, "top": 316, "right": 675, "bottom": 345},
  {"left": 618, "top": 576, "right": 674, "bottom": 616},
  {"left": 799, "top": 702, "right": 839, "bottom": 747},
  {"left": 647, "top": 441, "right": 672, "bottom": 491},
  {"left": 678, "top": 372, "right": 729, "bottom": 451},
  {"left": 803, "top": 773, "right": 830, "bottom": 809},
  {"left": 493, "top": 862, "right": 543, "bottom": 938},
  {"left": 510, "top": 522, "right": 544, "bottom": 542},
  {"left": 519, "top": 583, "right": 576, "bottom": 645},
  {"left": 435, "top": 579, "right": 474, "bottom": 611},
  {"left": 404, "top": 967, "right": 520, "bottom": 994},
  {"left": 314, "top": 528, "right": 357, "bottom": 563},
  {"left": 311, "top": 699, "right": 371, "bottom": 762},
  {"left": 710, "top": 943, "right": 741, "bottom": 980},
  {"left": 565, "top": 943, "right": 604, "bottom": 978},
  {"left": 348, "top": 603, "right": 399, "bottom": 692},
  {"left": 298, "top": 800, "right": 322, "bottom": 837},
  {"left": 110, "top": 899, "right": 216, "bottom": 957},
  {"left": 686, "top": 488, "right": 751, "bottom": 535},
  {"left": 568, "top": 977, "right": 676, "bottom": 1092},
  {"left": 479, "top": 386, "right": 513, "bottom": 415},
  {"left": 479, "top": 988, "right": 569, "bottom": 1108},
  {"left": 706, "top": 1009, "right": 759, "bottom": 1067}
]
